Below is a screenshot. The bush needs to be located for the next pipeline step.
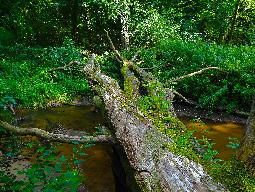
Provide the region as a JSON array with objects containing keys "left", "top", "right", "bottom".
[
  {"left": 137, "top": 39, "right": 255, "bottom": 111},
  {"left": 0, "top": 42, "right": 90, "bottom": 107}
]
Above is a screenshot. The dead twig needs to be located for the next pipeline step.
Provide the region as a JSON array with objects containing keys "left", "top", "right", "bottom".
[
  {"left": 104, "top": 29, "right": 124, "bottom": 63},
  {"left": 167, "top": 67, "right": 226, "bottom": 83},
  {"left": 49, "top": 61, "right": 81, "bottom": 72},
  {"left": 173, "top": 90, "right": 196, "bottom": 105}
]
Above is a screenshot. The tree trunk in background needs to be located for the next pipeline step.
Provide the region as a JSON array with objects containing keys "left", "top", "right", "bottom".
[
  {"left": 71, "top": 0, "right": 79, "bottom": 42},
  {"left": 223, "top": 0, "right": 241, "bottom": 43},
  {"left": 120, "top": 11, "right": 130, "bottom": 50},
  {"left": 239, "top": 95, "right": 255, "bottom": 174}
]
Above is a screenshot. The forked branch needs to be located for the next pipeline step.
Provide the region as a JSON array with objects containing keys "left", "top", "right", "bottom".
[{"left": 104, "top": 29, "right": 124, "bottom": 63}]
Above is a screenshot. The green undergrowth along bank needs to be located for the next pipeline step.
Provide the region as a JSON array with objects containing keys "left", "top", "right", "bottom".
[
  {"left": 134, "top": 39, "right": 255, "bottom": 112},
  {"left": 0, "top": 129, "right": 90, "bottom": 191},
  {"left": 0, "top": 42, "right": 90, "bottom": 108},
  {"left": 137, "top": 81, "right": 255, "bottom": 191},
  {"left": 207, "top": 158, "right": 255, "bottom": 192}
]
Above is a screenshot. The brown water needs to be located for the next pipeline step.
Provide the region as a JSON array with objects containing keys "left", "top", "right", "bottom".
[
  {"left": 10, "top": 105, "right": 245, "bottom": 191},
  {"left": 16, "top": 106, "right": 116, "bottom": 192},
  {"left": 181, "top": 118, "right": 245, "bottom": 160}
]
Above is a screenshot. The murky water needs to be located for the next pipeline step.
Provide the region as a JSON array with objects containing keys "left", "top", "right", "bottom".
[
  {"left": 181, "top": 118, "right": 245, "bottom": 160},
  {"left": 4, "top": 105, "right": 245, "bottom": 191},
  {"left": 16, "top": 106, "right": 116, "bottom": 192}
]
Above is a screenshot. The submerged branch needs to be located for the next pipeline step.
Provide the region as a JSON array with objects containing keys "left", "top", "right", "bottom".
[{"left": 0, "top": 120, "right": 114, "bottom": 144}]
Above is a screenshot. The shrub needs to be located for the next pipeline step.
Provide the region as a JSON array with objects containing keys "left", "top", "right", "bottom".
[{"left": 137, "top": 39, "right": 255, "bottom": 111}]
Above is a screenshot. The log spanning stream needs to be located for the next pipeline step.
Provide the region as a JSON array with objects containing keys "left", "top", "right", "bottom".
[{"left": 9, "top": 105, "right": 245, "bottom": 191}]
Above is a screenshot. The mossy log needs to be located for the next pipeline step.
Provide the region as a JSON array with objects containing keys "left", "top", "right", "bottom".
[{"left": 83, "top": 54, "right": 226, "bottom": 191}]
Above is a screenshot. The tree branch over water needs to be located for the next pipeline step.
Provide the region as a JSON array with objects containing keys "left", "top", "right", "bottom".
[{"left": 0, "top": 120, "right": 114, "bottom": 144}]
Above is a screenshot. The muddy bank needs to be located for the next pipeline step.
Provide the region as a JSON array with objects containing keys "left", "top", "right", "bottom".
[{"left": 174, "top": 101, "right": 248, "bottom": 124}]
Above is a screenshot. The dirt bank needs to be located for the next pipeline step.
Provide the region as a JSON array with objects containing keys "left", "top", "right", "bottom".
[{"left": 174, "top": 101, "right": 248, "bottom": 124}]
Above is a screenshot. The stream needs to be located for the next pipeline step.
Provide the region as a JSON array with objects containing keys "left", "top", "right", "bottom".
[
  {"left": 181, "top": 118, "right": 245, "bottom": 160},
  {"left": 2, "top": 105, "right": 246, "bottom": 191},
  {"left": 15, "top": 106, "right": 117, "bottom": 192}
]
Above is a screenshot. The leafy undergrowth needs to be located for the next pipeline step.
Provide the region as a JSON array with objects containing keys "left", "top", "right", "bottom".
[
  {"left": 137, "top": 80, "right": 255, "bottom": 192},
  {"left": 0, "top": 41, "right": 91, "bottom": 108},
  {"left": 0, "top": 128, "right": 89, "bottom": 191},
  {"left": 126, "top": 39, "right": 255, "bottom": 112},
  {"left": 208, "top": 158, "right": 255, "bottom": 192},
  {"left": 0, "top": 43, "right": 93, "bottom": 191}
]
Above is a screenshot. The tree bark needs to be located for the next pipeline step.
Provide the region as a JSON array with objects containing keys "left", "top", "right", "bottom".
[
  {"left": 239, "top": 95, "right": 255, "bottom": 174},
  {"left": 120, "top": 10, "right": 130, "bottom": 50},
  {"left": 0, "top": 120, "right": 114, "bottom": 144},
  {"left": 83, "top": 54, "right": 226, "bottom": 191},
  {"left": 223, "top": 0, "right": 241, "bottom": 43}
]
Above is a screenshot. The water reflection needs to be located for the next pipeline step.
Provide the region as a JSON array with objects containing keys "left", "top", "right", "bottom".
[
  {"left": 17, "top": 106, "right": 116, "bottom": 192},
  {"left": 181, "top": 118, "right": 245, "bottom": 160}
]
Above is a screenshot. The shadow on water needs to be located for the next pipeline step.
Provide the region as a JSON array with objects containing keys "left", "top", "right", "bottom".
[
  {"left": 180, "top": 118, "right": 245, "bottom": 160},
  {"left": 15, "top": 105, "right": 131, "bottom": 192}
]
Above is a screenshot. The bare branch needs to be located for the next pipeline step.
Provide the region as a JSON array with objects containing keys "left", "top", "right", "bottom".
[
  {"left": 130, "top": 51, "right": 140, "bottom": 62},
  {"left": 167, "top": 67, "right": 226, "bottom": 83},
  {"left": 49, "top": 61, "right": 81, "bottom": 72},
  {"left": 173, "top": 90, "right": 196, "bottom": 105},
  {"left": 0, "top": 120, "right": 114, "bottom": 144},
  {"left": 104, "top": 29, "right": 124, "bottom": 63}
]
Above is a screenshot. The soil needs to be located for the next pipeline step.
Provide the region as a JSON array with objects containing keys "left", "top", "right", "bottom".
[{"left": 174, "top": 101, "right": 248, "bottom": 124}]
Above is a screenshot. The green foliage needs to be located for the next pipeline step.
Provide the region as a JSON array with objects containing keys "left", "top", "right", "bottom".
[
  {"left": 208, "top": 159, "right": 255, "bottom": 192},
  {"left": 1, "top": 0, "right": 254, "bottom": 49},
  {"left": 138, "top": 39, "right": 255, "bottom": 111},
  {"left": 0, "top": 43, "right": 91, "bottom": 107},
  {"left": 226, "top": 137, "right": 240, "bottom": 149},
  {"left": 0, "top": 139, "right": 88, "bottom": 192},
  {"left": 0, "top": 27, "right": 15, "bottom": 45}
]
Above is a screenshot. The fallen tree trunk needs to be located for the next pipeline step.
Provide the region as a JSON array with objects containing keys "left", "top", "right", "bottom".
[
  {"left": 0, "top": 53, "right": 226, "bottom": 191},
  {"left": 83, "top": 54, "right": 226, "bottom": 191}
]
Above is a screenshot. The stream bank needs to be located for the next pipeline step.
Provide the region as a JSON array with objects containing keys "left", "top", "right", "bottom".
[
  {"left": 174, "top": 101, "right": 246, "bottom": 160},
  {"left": 1, "top": 105, "right": 134, "bottom": 192},
  {"left": 1, "top": 100, "right": 248, "bottom": 191}
]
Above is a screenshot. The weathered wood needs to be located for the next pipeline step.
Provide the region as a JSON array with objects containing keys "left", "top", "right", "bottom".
[
  {"left": 83, "top": 54, "right": 226, "bottom": 191},
  {"left": 166, "top": 67, "right": 226, "bottom": 84},
  {"left": 0, "top": 120, "right": 114, "bottom": 144}
]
